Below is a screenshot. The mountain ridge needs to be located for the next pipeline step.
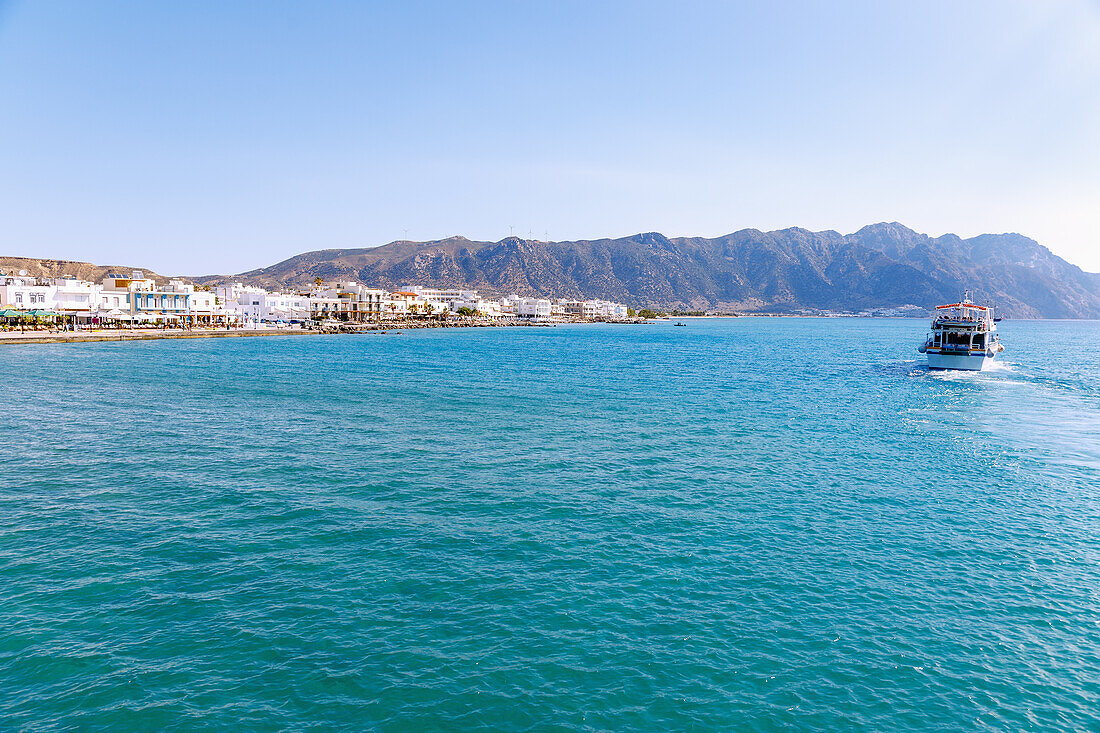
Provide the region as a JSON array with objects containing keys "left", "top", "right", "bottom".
[
  {"left": 204, "top": 222, "right": 1099, "bottom": 317},
  {"left": 6, "top": 223, "right": 1099, "bottom": 317},
  {"left": 0, "top": 257, "right": 186, "bottom": 287}
]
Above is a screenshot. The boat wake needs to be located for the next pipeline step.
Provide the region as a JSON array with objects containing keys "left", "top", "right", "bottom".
[
  {"left": 916, "top": 360, "right": 1100, "bottom": 401},
  {"left": 884, "top": 359, "right": 1025, "bottom": 384},
  {"left": 879, "top": 360, "right": 930, "bottom": 377}
]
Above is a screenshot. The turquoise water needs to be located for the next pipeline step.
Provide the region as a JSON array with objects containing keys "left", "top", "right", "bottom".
[{"left": 2, "top": 318, "right": 1098, "bottom": 730}]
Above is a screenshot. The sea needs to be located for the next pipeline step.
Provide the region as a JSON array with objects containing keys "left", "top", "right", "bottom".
[{"left": 1, "top": 318, "right": 1098, "bottom": 731}]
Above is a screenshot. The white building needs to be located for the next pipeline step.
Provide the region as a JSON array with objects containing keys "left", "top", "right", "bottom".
[
  {"left": 100, "top": 272, "right": 226, "bottom": 325},
  {"left": 186, "top": 286, "right": 217, "bottom": 320},
  {"left": 554, "top": 298, "right": 628, "bottom": 320},
  {"left": 0, "top": 275, "right": 54, "bottom": 310},
  {"left": 589, "top": 299, "right": 629, "bottom": 320},
  {"left": 309, "top": 282, "right": 386, "bottom": 321},
  {"left": 557, "top": 299, "right": 585, "bottom": 318},
  {"left": 407, "top": 286, "right": 479, "bottom": 305},
  {"left": 52, "top": 278, "right": 100, "bottom": 316},
  {"left": 215, "top": 283, "right": 310, "bottom": 324},
  {"left": 451, "top": 296, "right": 505, "bottom": 319},
  {"left": 515, "top": 297, "right": 552, "bottom": 319}
]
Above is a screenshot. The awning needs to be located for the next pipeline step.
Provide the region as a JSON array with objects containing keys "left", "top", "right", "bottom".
[{"left": 936, "top": 302, "right": 987, "bottom": 310}]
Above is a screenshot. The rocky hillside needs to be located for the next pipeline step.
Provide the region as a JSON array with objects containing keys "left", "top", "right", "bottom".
[
  {"left": 205, "top": 223, "right": 1100, "bottom": 318},
  {"left": 0, "top": 257, "right": 185, "bottom": 286}
]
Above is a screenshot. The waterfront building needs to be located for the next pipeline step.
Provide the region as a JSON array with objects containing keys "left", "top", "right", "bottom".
[
  {"left": 0, "top": 275, "right": 55, "bottom": 310},
  {"left": 552, "top": 298, "right": 628, "bottom": 320},
  {"left": 383, "top": 291, "right": 420, "bottom": 318},
  {"left": 407, "top": 286, "right": 478, "bottom": 305},
  {"left": 215, "top": 283, "right": 310, "bottom": 324},
  {"left": 589, "top": 300, "right": 629, "bottom": 319},
  {"left": 557, "top": 299, "right": 586, "bottom": 318},
  {"left": 99, "top": 272, "right": 229, "bottom": 325},
  {"left": 101, "top": 271, "right": 157, "bottom": 293},
  {"left": 309, "top": 282, "right": 386, "bottom": 321},
  {"left": 1, "top": 275, "right": 119, "bottom": 324},
  {"left": 52, "top": 278, "right": 100, "bottom": 319},
  {"left": 1, "top": 267, "right": 628, "bottom": 328},
  {"left": 185, "top": 286, "right": 218, "bottom": 323},
  {"left": 451, "top": 296, "right": 505, "bottom": 319},
  {"left": 420, "top": 300, "right": 452, "bottom": 318},
  {"left": 515, "top": 297, "right": 552, "bottom": 319},
  {"left": 309, "top": 295, "right": 352, "bottom": 321}
]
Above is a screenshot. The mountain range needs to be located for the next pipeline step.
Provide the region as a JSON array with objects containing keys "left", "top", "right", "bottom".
[
  {"left": 6, "top": 223, "right": 1099, "bottom": 317},
  {"left": 204, "top": 223, "right": 1100, "bottom": 318}
]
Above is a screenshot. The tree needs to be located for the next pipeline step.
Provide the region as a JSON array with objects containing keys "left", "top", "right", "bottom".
[{"left": 314, "top": 276, "right": 323, "bottom": 288}]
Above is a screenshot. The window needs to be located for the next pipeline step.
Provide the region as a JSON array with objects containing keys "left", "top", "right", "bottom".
[{"left": 15, "top": 293, "right": 22, "bottom": 304}]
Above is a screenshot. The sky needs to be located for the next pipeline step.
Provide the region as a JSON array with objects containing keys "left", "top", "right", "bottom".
[{"left": 0, "top": 0, "right": 1098, "bottom": 275}]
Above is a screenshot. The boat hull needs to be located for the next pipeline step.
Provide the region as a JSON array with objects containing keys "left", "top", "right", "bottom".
[{"left": 926, "top": 350, "right": 996, "bottom": 371}]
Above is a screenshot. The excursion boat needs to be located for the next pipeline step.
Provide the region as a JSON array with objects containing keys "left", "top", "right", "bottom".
[{"left": 918, "top": 293, "right": 1004, "bottom": 371}]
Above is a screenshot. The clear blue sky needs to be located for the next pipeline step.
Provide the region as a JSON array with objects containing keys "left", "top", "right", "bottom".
[{"left": 1, "top": 0, "right": 1097, "bottom": 274}]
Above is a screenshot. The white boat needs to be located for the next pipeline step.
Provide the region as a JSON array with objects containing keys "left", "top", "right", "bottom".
[{"left": 918, "top": 293, "right": 1004, "bottom": 371}]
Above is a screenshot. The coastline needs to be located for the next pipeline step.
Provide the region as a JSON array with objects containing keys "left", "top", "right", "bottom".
[
  {"left": 0, "top": 328, "right": 316, "bottom": 346},
  {"left": 0, "top": 318, "right": 619, "bottom": 346}
]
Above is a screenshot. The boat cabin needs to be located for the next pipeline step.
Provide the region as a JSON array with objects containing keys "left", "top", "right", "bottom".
[{"left": 928, "top": 300, "right": 994, "bottom": 353}]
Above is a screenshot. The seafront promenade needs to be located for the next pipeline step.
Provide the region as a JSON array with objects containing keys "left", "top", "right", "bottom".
[
  {"left": 1, "top": 272, "right": 634, "bottom": 328},
  {"left": 0, "top": 318, "right": 573, "bottom": 346},
  {"left": 0, "top": 327, "right": 312, "bottom": 346}
]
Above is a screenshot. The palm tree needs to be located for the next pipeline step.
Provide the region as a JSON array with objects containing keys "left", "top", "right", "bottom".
[{"left": 425, "top": 303, "right": 434, "bottom": 320}]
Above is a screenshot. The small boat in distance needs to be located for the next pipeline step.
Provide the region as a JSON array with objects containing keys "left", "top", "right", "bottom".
[
  {"left": 674, "top": 322, "right": 686, "bottom": 327},
  {"left": 918, "top": 292, "right": 1004, "bottom": 371}
]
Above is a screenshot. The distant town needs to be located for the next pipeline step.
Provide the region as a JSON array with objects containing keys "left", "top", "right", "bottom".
[
  {"left": 0, "top": 267, "right": 944, "bottom": 337},
  {"left": 0, "top": 270, "right": 635, "bottom": 329}
]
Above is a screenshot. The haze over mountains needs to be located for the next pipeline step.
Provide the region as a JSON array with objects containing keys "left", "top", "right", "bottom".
[{"left": 211, "top": 223, "right": 1100, "bottom": 318}]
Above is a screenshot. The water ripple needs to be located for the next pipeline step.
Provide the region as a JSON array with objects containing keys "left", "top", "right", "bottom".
[{"left": 1, "top": 320, "right": 1098, "bottom": 730}]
